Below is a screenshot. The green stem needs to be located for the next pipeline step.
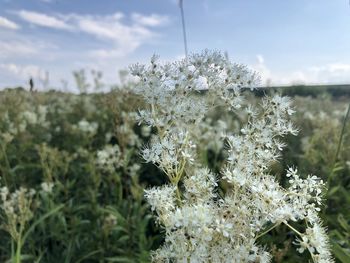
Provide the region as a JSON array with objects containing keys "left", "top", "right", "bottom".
[
  {"left": 179, "top": 0, "right": 188, "bottom": 59},
  {"left": 256, "top": 223, "right": 280, "bottom": 239},
  {"left": 15, "top": 225, "right": 23, "bottom": 263},
  {"left": 284, "top": 222, "right": 303, "bottom": 237},
  {"left": 21, "top": 204, "right": 64, "bottom": 246},
  {"left": 175, "top": 185, "right": 181, "bottom": 205},
  {"left": 327, "top": 101, "right": 350, "bottom": 188},
  {"left": 0, "top": 142, "right": 12, "bottom": 187},
  {"left": 11, "top": 239, "right": 15, "bottom": 261},
  {"left": 15, "top": 237, "right": 21, "bottom": 263}
]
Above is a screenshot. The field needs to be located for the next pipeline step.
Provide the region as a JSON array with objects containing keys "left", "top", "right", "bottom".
[{"left": 0, "top": 79, "right": 349, "bottom": 262}]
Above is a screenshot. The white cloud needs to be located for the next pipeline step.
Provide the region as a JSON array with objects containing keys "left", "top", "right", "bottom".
[
  {"left": 309, "top": 63, "right": 350, "bottom": 74},
  {"left": 14, "top": 10, "right": 169, "bottom": 58},
  {"left": 251, "top": 55, "right": 350, "bottom": 86},
  {"left": 75, "top": 13, "right": 151, "bottom": 41},
  {"left": 0, "top": 16, "right": 20, "bottom": 30},
  {"left": 251, "top": 55, "right": 272, "bottom": 85},
  {"left": 0, "top": 40, "right": 38, "bottom": 57},
  {"left": 2, "top": 10, "right": 171, "bottom": 88},
  {"left": 87, "top": 49, "right": 126, "bottom": 59},
  {"left": 0, "top": 39, "right": 56, "bottom": 59},
  {"left": 0, "top": 63, "right": 56, "bottom": 90},
  {"left": 0, "top": 63, "right": 42, "bottom": 79},
  {"left": 256, "top": 54, "right": 264, "bottom": 64},
  {"left": 270, "top": 64, "right": 350, "bottom": 86},
  {"left": 131, "top": 13, "right": 169, "bottom": 27},
  {"left": 73, "top": 13, "right": 157, "bottom": 57},
  {"left": 16, "top": 10, "right": 71, "bottom": 30},
  {"left": 306, "top": 63, "right": 350, "bottom": 84}
]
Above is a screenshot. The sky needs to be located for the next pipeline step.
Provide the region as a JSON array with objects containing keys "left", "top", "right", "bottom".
[{"left": 1, "top": 0, "right": 350, "bottom": 91}]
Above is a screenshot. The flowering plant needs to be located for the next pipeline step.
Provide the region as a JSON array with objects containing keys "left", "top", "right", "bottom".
[{"left": 131, "top": 50, "right": 333, "bottom": 262}]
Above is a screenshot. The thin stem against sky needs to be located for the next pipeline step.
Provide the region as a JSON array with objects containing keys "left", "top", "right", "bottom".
[{"left": 179, "top": 0, "right": 188, "bottom": 59}]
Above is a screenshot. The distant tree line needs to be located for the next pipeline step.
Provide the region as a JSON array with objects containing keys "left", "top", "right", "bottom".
[
  {"left": 253, "top": 84, "right": 350, "bottom": 98},
  {"left": 4, "top": 83, "right": 350, "bottom": 99}
]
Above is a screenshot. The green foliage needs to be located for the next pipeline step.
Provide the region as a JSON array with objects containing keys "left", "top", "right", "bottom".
[
  {"left": 0, "top": 86, "right": 349, "bottom": 262},
  {"left": 0, "top": 88, "right": 159, "bottom": 262}
]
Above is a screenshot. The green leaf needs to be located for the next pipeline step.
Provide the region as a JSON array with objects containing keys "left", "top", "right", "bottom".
[
  {"left": 330, "top": 229, "right": 346, "bottom": 241},
  {"left": 105, "top": 257, "right": 134, "bottom": 262},
  {"left": 338, "top": 214, "right": 350, "bottom": 232},
  {"left": 6, "top": 254, "right": 35, "bottom": 263},
  {"left": 332, "top": 163, "right": 344, "bottom": 173},
  {"left": 332, "top": 241, "right": 350, "bottom": 263},
  {"left": 328, "top": 185, "right": 340, "bottom": 196},
  {"left": 21, "top": 204, "right": 64, "bottom": 246},
  {"left": 76, "top": 249, "right": 102, "bottom": 263}
]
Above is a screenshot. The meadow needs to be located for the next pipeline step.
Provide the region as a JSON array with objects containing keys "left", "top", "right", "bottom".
[{"left": 0, "top": 60, "right": 350, "bottom": 262}]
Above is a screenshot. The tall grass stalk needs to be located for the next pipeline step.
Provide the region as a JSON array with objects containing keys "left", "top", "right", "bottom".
[
  {"left": 179, "top": 0, "right": 188, "bottom": 59},
  {"left": 327, "top": 101, "right": 350, "bottom": 189}
]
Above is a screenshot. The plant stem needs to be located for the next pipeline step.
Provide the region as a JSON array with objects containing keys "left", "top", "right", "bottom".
[
  {"left": 0, "top": 142, "right": 11, "bottom": 187},
  {"left": 284, "top": 222, "right": 303, "bottom": 237},
  {"left": 15, "top": 227, "right": 23, "bottom": 263},
  {"left": 175, "top": 185, "right": 181, "bottom": 204},
  {"left": 327, "top": 101, "right": 350, "bottom": 188},
  {"left": 15, "top": 238, "right": 21, "bottom": 263},
  {"left": 256, "top": 223, "right": 280, "bottom": 239},
  {"left": 179, "top": 0, "right": 188, "bottom": 59}
]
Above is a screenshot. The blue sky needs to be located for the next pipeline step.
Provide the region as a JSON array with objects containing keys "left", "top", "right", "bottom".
[{"left": 1, "top": 0, "right": 350, "bottom": 90}]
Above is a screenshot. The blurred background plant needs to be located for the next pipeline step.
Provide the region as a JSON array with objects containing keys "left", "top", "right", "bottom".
[
  {"left": 0, "top": 75, "right": 349, "bottom": 262},
  {"left": 0, "top": 77, "right": 162, "bottom": 262}
]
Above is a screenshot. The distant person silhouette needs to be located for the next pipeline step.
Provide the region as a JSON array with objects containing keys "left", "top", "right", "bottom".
[{"left": 29, "top": 78, "right": 34, "bottom": 92}]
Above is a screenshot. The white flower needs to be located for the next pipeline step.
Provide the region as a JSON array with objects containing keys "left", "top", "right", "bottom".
[
  {"left": 76, "top": 119, "right": 98, "bottom": 135},
  {"left": 295, "top": 219, "right": 333, "bottom": 263},
  {"left": 41, "top": 182, "right": 54, "bottom": 193},
  {"left": 134, "top": 51, "right": 333, "bottom": 263},
  {"left": 22, "top": 111, "right": 38, "bottom": 125},
  {"left": 96, "top": 145, "right": 122, "bottom": 172},
  {"left": 144, "top": 185, "right": 176, "bottom": 215}
]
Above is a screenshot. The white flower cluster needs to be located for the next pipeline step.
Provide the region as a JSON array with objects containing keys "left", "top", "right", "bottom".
[
  {"left": 194, "top": 118, "right": 228, "bottom": 154},
  {"left": 294, "top": 219, "right": 333, "bottom": 263},
  {"left": 3, "top": 105, "right": 50, "bottom": 135},
  {"left": 96, "top": 144, "right": 122, "bottom": 172},
  {"left": 74, "top": 119, "right": 99, "bottom": 135},
  {"left": 131, "top": 51, "right": 257, "bottom": 129},
  {"left": 131, "top": 51, "right": 333, "bottom": 263},
  {"left": 142, "top": 130, "right": 196, "bottom": 176},
  {"left": 0, "top": 186, "right": 36, "bottom": 241},
  {"left": 116, "top": 112, "right": 142, "bottom": 147},
  {"left": 41, "top": 181, "right": 54, "bottom": 193}
]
